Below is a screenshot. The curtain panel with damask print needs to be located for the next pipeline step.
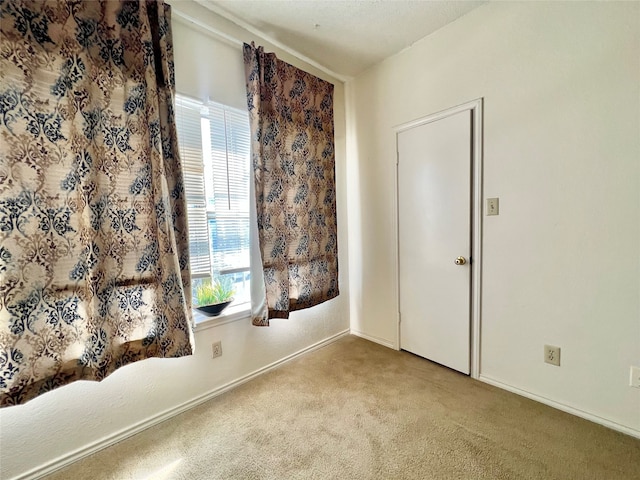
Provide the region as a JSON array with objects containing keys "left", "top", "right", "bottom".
[
  {"left": 0, "top": 0, "right": 194, "bottom": 406},
  {"left": 243, "top": 43, "right": 339, "bottom": 325}
]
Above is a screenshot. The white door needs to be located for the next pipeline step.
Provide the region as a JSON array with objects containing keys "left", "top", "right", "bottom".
[{"left": 398, "top": 110, "right": 471, "bottom": 374}]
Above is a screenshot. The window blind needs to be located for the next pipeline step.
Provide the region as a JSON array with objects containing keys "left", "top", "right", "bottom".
[
  {"left": 175, "top": 94, "right": 250, "bottom": 282},
  {"left": 175, "top": 95, "right": 210, "bottom": 278},
  {"left": 205, "top": 104, "right": 250, "bottom": 274}
]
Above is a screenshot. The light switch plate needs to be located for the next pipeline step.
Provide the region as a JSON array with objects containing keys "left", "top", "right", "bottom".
[{"left": 487, "top": 198, "right": 499, "bottom": 216}]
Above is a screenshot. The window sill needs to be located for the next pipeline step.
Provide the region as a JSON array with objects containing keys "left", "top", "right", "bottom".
[{"left": 193, "top": 303, "right": 251, "bottom": 332}]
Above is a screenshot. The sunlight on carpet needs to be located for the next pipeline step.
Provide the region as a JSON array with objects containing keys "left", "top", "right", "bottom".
[{"left": 141, "top": 458, "right": 183, "bottom": 479}]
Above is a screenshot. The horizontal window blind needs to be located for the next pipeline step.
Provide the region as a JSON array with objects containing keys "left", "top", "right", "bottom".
[
  {"left": 175, "top": 94, "right": 251, "bottom": 288},
  {"left": 176, "top": 95, "right": 210, "bottom": 278},
  {"left": 205, "top": 105, "right": 251, "bottom": 212}
]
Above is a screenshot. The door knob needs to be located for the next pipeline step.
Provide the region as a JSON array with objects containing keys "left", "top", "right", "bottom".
[{"left": 454, "top": 256, "right": 467, "bottom": 266}]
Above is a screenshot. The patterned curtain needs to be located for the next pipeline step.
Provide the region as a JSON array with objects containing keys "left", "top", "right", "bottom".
[
  {"left": 0, "top": 0, "right": 194, "bottom": 406},
  {"left": 243, "top": 43, "right": 339, "bottom": 325}
]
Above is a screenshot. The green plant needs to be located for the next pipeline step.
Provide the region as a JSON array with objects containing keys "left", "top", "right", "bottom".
[{"left": 195, "top": 277, "right": 235, "bottom": 306}]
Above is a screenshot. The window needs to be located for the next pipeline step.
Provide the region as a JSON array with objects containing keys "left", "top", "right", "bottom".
[{"left": 175, "top": 94, "right": 251, "bottom": 312}]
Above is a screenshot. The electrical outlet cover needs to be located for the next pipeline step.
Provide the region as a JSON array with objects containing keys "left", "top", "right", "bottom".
[
  {"left": 544, "top": 345, "right": 561, "bottom": 366},
  {"left": 212, "top": 341, "right": 222, "bottom": 359}
]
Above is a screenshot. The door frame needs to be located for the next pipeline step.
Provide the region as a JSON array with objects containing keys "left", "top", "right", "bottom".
[{"left": 393, "top": 98, "right": 483, "bottom": 379}]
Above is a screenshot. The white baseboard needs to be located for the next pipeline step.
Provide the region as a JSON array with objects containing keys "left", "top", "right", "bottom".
[
  {"left": 479, "top": 375, "right": 640, "bottom": 439},
  {"left": 14, "top": 329, "right": 350, "bottom": 480},
  {"left": 350, "top": 329, "right": 396, "bottom": 349}
]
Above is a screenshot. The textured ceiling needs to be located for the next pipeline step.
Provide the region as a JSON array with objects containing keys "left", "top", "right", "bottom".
[{"left": 201, "top": 1, "right": 486, "bottom": 78}]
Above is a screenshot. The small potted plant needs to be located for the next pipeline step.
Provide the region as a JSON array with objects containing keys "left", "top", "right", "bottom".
[{"left": 194, "top": 277, "right": 235, "bottom": 316}]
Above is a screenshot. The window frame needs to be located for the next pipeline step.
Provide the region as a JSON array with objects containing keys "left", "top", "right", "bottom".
[{"left": 175, "top": 93, "right": 252, "bottom": 327}]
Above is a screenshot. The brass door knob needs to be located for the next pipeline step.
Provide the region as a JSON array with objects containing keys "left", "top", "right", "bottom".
[{"left": 455, "top": 256, "right": 467, "bottom": 266}]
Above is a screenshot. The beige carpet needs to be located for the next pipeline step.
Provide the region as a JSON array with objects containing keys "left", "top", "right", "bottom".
[{"left": 45, "top": 335, "right": 640, "bottom": 480}]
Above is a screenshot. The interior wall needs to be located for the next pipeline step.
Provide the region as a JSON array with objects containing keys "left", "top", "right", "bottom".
[
  {"left": 0, "top": 3, "right": 349, "bottom": 479},
  {"left": 346, "top": 1, "right": 639, "bottom": 433}
]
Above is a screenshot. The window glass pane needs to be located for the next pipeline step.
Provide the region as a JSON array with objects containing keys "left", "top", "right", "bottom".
[{"left": 209, "top": 213, "right": 250, "bottom": 272}]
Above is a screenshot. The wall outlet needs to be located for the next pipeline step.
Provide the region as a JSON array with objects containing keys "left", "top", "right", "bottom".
[
  {"left": 212, "top": 341, "right": 222, "bottom": 359},
  {"left": 544, "top": 345, "right": 561, "bottom": 366},
  {"left": 487, "top": 197, "right": 499, "bottom": 216},
  {"left": 630, "top": 366, "right": 640, "bottom": 388}
]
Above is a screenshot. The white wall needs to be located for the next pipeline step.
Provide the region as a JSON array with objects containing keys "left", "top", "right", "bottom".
[
  {"left": 346, "top": 1, "right": 640, "bottom": 434},
  {"left": 0, "top": 3, "right": 349, "bottom": 479}
]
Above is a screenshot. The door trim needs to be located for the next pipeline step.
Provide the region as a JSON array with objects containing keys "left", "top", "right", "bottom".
[{"left": 393, "top": 99, "right": 483, "bottom": 379}]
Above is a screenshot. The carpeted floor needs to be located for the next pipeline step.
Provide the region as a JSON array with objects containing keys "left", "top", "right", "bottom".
[{"left": 45, "top": 335, "right": 640, "bottom": 480}]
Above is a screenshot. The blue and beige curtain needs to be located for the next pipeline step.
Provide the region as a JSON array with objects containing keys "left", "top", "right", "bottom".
[
  {"left": 0, "top": 0, "right": 194, "bottom": 406},
  {"left": 243, "top": 43, "right": 339, "bottom": 325}
]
